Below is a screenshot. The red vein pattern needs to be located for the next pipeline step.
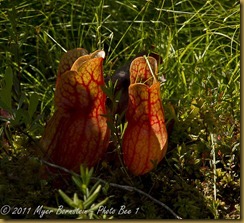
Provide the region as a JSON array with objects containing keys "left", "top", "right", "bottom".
[
  {"left": 40, "top": 49, "right": 110, "bottom": 172},
  {"left": 122, "top": 56, "right": 168, "bottom": 175}
]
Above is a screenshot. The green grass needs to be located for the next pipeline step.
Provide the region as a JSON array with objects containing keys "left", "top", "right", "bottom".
[{"left": 0, "top": 0, "right": 240, "bottom": 219}]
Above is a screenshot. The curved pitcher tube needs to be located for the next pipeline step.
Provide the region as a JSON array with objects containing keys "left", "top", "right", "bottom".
[
  {"left": 40, "top": 49, "right": 110, "bottom": 172},
  {"left": 122, "top": 56, "right": 168, "bottom": 175}
]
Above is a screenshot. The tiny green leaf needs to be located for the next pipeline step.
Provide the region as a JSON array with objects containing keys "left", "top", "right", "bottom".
[
  {"left": 58, "top": 189, "right": 76, "bottom": 208},
  {"left": 83, "top": 185, "right": 101, "bottom": 209}
]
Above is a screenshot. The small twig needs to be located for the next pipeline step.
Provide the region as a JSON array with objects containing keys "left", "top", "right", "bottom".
[
  {"left": 41, "top": 159, "right": 77, "bottom": 176},
  {"left": 93, "top": 177, "right": 182, "bottom": 219},
  {"left": 41, "top": 159, "right": 182, "bottom": 219}
]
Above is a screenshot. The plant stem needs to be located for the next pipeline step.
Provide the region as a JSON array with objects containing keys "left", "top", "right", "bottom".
[{"left": 210, "top": 133, "right": 217, "bottom": 201}]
